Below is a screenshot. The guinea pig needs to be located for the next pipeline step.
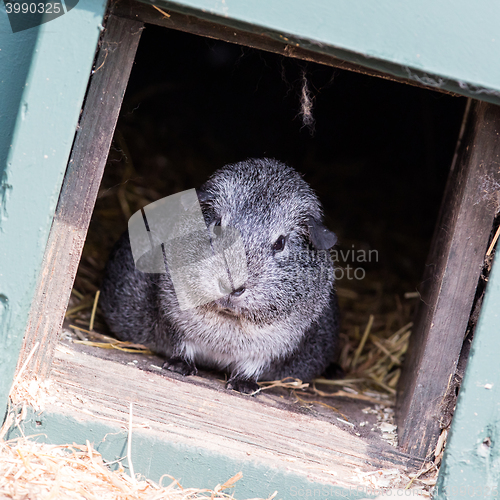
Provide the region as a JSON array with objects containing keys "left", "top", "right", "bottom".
[{"left": 100, "top": 158, "right": 339, "bottom": 394}]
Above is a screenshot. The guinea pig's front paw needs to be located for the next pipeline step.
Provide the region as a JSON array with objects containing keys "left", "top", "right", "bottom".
[
  {"left": 226, "top": 377, "right": 260, "bottom": 395},
  {"left": 163, "top": 357, "right": 198, "bottom": 376}
]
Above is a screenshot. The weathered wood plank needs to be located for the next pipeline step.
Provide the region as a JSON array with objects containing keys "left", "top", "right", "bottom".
[
  {"left": 17, "top": 15, "right": 143, "bottom": 379},
  {"left": 50, "top": 342, "right": 424, "bottom": 486},
  {"left": 111, "top": 0, "right": 458, "bottom": 97},
  {"left": 396, "top": 101, "right": 500, "bottom": 458}
]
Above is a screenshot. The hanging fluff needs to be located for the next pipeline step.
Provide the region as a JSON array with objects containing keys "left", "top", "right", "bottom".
[{"left": 299, "top": 69, "right": 316, "bottom": 135}]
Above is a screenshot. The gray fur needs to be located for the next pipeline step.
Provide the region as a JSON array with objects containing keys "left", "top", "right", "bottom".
[{"left": 100, "top": 158, "right": 339, "bottom": 393}]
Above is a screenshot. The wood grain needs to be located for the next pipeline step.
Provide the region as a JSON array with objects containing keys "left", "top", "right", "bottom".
[
  {"left": 396, "top": 101, "right": 500, "bottom": 458},
  {"left": 50, "top": 343, "right": 424, "bottom": 486},
  {"left": 17, "top": 15, "right": 143, "bottom": 379}
]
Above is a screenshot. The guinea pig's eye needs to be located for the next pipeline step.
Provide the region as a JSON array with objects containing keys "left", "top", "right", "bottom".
[{"left": 272, "top": 235, "right": 286, "bottom": 253}]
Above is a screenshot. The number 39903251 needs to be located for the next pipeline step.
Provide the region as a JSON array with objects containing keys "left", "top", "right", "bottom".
[{"left": 5, "top": 2, "right": 62, "bottom": 14}]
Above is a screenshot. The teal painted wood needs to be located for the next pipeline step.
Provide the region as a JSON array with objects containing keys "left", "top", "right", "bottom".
[
  {"left": 435, "top": 253, "right": 500, "bottom": 497},
  {"left": 0, "top": 0, "right": 107, "bottom": 420},
  {"left": 7, "top": 407, "right": 376, "bottom": 499},
  {"left": 143, "top": 0, "right": 500, "bottom": 103}
]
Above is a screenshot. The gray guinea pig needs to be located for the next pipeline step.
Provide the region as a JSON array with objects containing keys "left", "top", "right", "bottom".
[{"left": 100, "top": 158, "right": 339, "bottom": 394}]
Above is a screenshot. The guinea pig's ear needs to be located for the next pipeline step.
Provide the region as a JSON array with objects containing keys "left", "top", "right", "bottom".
[{"left": 307, "top": 217, "right": 338, "bottom": 250}]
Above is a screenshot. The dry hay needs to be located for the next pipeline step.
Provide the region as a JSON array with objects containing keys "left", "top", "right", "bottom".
[
  {"left": 0, "top": 434, "right": 437, "bottom": 499},
  {"left": 0, "top": 437, "right": 273, "bottom": 500}
]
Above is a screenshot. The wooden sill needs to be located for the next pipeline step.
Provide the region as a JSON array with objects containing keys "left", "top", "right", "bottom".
[{"left": 47, "top": 337, "right": 423, "bottom": 488}]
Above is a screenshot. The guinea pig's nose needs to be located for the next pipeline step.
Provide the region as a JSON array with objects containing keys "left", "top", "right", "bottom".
[{"left": 231, "top": 286, "right": 246, "bottom": 297}]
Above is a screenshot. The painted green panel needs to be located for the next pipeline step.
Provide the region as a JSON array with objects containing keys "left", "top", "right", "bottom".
[
  {"left": 0, "top": 0, "right": 107, "bottom": 419},
  {"left": 436, "top": 253, "right": 500, "bottom": 496},
  {"left": 7, "top": 408, "right": 375, "bottom": 499},
  {"left": 146, "top": 0, "right": 500, "bottom": 103}
]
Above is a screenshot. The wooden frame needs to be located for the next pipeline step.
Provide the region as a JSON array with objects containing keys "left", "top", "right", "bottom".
[
  {"left": 11, "top": 0, "right": 500, "bottom": 485},
  {"left": 397, "top": 100, "right": 500, "bottom": 458},
  {"left": 18, "top": 13, "right": 144, "bottom": 378},
  {"left": 112, "top": 0, "right": 459, "bottom": 98}
]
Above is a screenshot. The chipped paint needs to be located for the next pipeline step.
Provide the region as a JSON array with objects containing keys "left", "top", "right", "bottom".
[
  {"left": 0, "top": 170, "right": 12, "bottom": 229},
  {"left": 0, "top": 295, "right": 10, "bottom": 345}
]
